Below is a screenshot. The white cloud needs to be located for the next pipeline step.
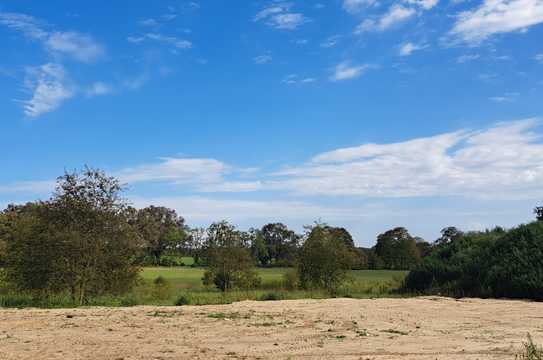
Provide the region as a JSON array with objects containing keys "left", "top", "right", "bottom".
[
  {"left": 404, "top": 0, "right": 439, "bottom": 9},
  {"left": 0, "top": 180, "right": 55, "bottom": 194},
  {"left": 46, "top": 31, "right": 104, "bottom": 63},
  {"left": 330, "top": 62, "right": 373, "bottom": 81},
  {"left": 86, "top": 82, "right": 113, "bottom": 97},
  {"left": 116, "top": 157, "right": 228, "bottom": 185},
  {"left": 343, "top": 0, "right": 377, "bottom": 13},
  {"left": 282, "top": 74, "right": 317, "bottom": 84},
  {"left": 269, "top": 119, "right": 543, "bottom": 199},
  {"left": 0, "top": 12, "right": 48, "bottom": 40},
  {"left": 489, "top": 92, "right": 519, "bottom": 102},
  {"left": 355, "top": 5, "right": 416, "bottom": 33},
  {"left": 128, "top": 33, "right": 192, "bottom": 49},
  {"left": 320, "top": 35, "right": 341, "bottom": 48},
  {"left": 254, "top": 3, "right": 292, "bottom": 21},
  {"left": 535, "top": 53, "right": 543, "bottom": 63},
  {"left": 254, "top": 3, "right": 309, "bottom": 30},
  {"left": 0, "top": 12, "right": 104, "bottom": 63},
  {"left": 457, "top": 54, "right": 481, "bottom": 63},
  {"left": 398, "top": 42, "right": 427, "bottom": 56},
  {"left": 21, "top": 63, "right": 74, "bottom": 118},
  {"left": 253, "top": 54, "right": 272, "bottom": 64},
  {"left": 139, "top": 18, "right": 159, "bottom": 27},
  {"left": 129, "top": 196, "right": 355, "bottom": 223},
  {"left": 447, "top": 0, "right": 543, "bottom": 44}
]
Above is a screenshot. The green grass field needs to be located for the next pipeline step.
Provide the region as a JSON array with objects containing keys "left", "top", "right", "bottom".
[
  {"left": 136, "top": 267, "right": 409, "bottom": 305},
  {"left": 0, "top": 266, "right": 409, "bottom": 308}
]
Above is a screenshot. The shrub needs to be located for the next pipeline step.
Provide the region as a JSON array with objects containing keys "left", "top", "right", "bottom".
[
  {"left": 152, "top": 276, "right": 171, "bottom": 300},
  {"left": 259, "top": 291, "right": 284, "bottom": 301},
  {"left": 282, "top": 269, "right": 299, "bottom": 290},
  {"left": 404, "top": 223, "right": 543, "bottom": 300},
  {"left": 175, "top": 294, "right": 190, "bottom": 306}
]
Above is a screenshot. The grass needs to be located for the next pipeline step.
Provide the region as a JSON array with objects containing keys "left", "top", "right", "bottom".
[
  {"left": 0, "top": 267, "right": 409, "bottom": 308},
  {"left": 516, "top": 334, "right": 543, "bottom": 360}
]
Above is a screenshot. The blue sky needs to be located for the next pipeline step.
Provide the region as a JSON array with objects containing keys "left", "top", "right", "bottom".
[{"left": 1, "top": 0, "right": 542, "bottom": 246}]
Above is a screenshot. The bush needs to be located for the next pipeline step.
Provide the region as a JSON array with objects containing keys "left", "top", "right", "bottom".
[
  {"left": 259, "top": 291, "right": 284, "bottom": 301},
  {"left": 282, "top": 269, "right": 299, "bottom": 290},
  {"left": 152, "top": 276, "right": 171, "bottom": 300},
  {"left": 175, "top": 294, "right": 190, "bottom": 306},
  {"left": 404, "top": 222, "right": 543, "bottom": 300}
]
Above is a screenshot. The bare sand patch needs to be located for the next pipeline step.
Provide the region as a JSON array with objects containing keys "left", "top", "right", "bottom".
[{"left": 1, "top": 297, "right": 541, "bottom": 359}]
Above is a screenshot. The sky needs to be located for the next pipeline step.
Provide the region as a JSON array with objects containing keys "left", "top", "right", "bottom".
[{"left": 0, "top": 0, "right": 542, "bottom": 246}]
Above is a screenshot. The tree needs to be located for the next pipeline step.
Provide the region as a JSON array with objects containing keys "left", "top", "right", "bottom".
[
  {"left": 187, "top": 227, "right": 206, "bottom": 265},
  {"left": 134, "top": 206, "right": 187, "bottom": 265},
  {"left": 3, "top": 168, "right": 142, "bottom": 304},
  {"left": 435, "top": 227, "right": 463, "bottom": 246},
  {"left": 297, "top": 224, "right": 354, "bottom": 294},
  {"left": 260, "top": 223, "right": 300, "bottom": 266},
  {"left": 415, "top": 237, "right": 432, "bottom": 258},
  {"left": 248, "top": 228, "right": 269, "bottom": 266},
  {"left": 535, "top": 206, "right": 543, "bottom": 221},
  {"left": 202, "top": 221, "right": 260, "bottom": 292},
  {"left": 374, "top": 227, "right": 421, "bottom": 270},
  {"left": 321, "top": 226, "right": 368, "bottom": 269}
]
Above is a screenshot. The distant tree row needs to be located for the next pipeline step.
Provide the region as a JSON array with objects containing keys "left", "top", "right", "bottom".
[{"left": 1, "top": 168, "right": 541, "bottom": 301}]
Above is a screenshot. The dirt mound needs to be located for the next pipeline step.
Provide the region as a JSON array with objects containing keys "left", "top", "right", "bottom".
[{"left": 1, "top": 297, "right": 541, "bottom": 359}]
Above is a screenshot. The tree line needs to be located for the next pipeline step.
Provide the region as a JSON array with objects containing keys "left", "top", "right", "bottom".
[{"left": 1, "top": 168, "right": 541, "bottom": 303}]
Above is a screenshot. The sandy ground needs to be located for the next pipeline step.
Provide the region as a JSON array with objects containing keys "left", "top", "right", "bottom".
[{"left": 0, "top": 297, "right": 542, "bottom": 360}]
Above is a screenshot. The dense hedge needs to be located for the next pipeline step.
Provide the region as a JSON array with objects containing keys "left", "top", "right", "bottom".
[{"left": 404, "top": 222, "right": 543, "bottom": 300}]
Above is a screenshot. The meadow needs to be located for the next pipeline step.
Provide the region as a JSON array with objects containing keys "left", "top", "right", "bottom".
[{"left": 135, "top": 266, "right": 409, "bottom": 306}]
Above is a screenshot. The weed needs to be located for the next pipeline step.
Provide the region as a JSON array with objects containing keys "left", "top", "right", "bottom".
[{"left": 516, "top": 334, "right": 543, "bottom": 360}]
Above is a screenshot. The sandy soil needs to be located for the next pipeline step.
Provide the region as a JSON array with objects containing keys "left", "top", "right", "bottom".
[{"left": 0, "top": 297, "right": 542, "bottom": 359}]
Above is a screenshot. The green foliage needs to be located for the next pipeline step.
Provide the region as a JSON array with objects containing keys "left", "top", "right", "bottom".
[
  {"left": 256, "top": 223, "right": 300, "bottom": 266},
  {"left": 297, "top": 224, "right": 354, "bottom": 294},
  {"left": 282, "top": 268, "right": 299, "bottom": 290},
  {"left": 175, "top": 294, "right": 190, "bottom": 306},
  {"left": 133, "top": 206, "right": 187, "bottom": 265},
  {"left": 404, "top": 223, "right": 543, "bottom": 300},
  {"left": 259, "top": 291, "right": 285, "bottom": 301},
  {"left": 2, "top": 169, "right": 142, "bottom": 304},
  {"left": 374, "top": 227, "right": 421, "bottom": 270},
  {"left": 203, "top": 221, "right": 261, "bottom": 292}
]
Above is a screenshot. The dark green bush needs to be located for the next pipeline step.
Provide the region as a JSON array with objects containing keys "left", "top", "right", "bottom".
[
  {"left": 259, "top": 291, "right": 284, "bottom": 301},
  {"left": 404, "top": 222, "right": 543, "bottom": 300},
  {"left": 175, "top": 294, "right": 190, "bottom": 306}
]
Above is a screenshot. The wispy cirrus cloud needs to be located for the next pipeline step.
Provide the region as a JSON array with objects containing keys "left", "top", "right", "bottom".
[
  {"left": 355, "top": 5, "right": 416, "bottom": 33},
  {"left": 398, "top": 42, "right": 428, "bottom": 56},
  {"left": 320, "top": 35, "right": 341, "bottom": 48},
  {"left": 0, "top": 11, "right": 106, "bottom": 117},
  {"left": 282, "top": 74, "right": 317, "bottom": 84},
  {"left": 254, "top": 3, "right": 309, "bottom": 30},
  {"left": 269, "top": 119, "right": 543, "bottom": 199},
  {"left": 489, "top": 92, "right": 519, "bottom": 103},
  {"left": 446, "top": 0, "right": 543, "bottom": 45},
  {"left": 457, "top": 54, "right": 481, "bottom": 63},
  {"left": 253, "top": 54, "right": 272, "bottom": 64},
  {"left": 127, "top": 33, "right": 192, "bottom": 50},
  {"left": 0, "top": 12, "right": 104, "bottom": 63},
  {"left": 21, "top": 63, "right": 74, "bottom": 118},
  {"left": 330, "top": 62, "right": 374, "bottom": 81},
  {"left": 343, "top": 0, "right": 377, "bottom": 13}
]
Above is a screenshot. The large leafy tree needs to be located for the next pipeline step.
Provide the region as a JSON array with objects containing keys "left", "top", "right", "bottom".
[
  {"left": 297, "top": 224, "right": 354, "bottom": 294},
  {"left": 3, "top": 168, "right": 142, "bottom": 304},
  {"left": 203, "top": 221, "right": 260, "bottom": 291},
  {"left": 374, "top": 227, "right": 421, "bottom": 270},
  {"left": 259, "top": 223, "right": 300, "bottom": 266},
  {"left": 134, "top": 206, "right": 187, "bottom": 265}
]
